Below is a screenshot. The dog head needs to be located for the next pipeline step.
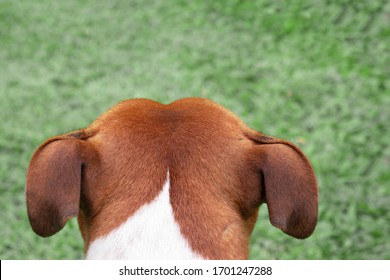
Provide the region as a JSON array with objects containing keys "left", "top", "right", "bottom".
[{"left": 26, "top": 98, "right": 318, "bottom": 259}]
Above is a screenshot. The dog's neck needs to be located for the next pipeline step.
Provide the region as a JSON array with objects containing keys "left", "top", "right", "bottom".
[{"left": 86, "top": 172, "right": 202, "bottom": 259}]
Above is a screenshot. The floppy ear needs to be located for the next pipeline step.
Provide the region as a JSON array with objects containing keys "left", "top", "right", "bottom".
[
  {"left": 252, "top": 135, "right": 318, "bottom": 239},
  {"left": 26, "top": 136, "right": 87, "bottom": 237}
]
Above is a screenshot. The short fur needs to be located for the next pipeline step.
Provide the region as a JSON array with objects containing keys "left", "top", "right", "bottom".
[{"left": 26, "top": 98, "right": 318, "bottom": 259}]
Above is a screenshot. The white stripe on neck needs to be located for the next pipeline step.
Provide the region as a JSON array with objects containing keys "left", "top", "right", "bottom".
[{"left": 86, "top": 172, "right": 202, "bottom": 260}]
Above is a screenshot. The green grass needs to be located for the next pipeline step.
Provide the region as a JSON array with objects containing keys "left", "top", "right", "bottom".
[{"left": 1, "top": 0, "right": 389, "bottom": 259}]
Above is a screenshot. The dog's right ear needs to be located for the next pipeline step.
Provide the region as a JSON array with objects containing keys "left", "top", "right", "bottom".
[
  {"left": 26, "top": 132, "right": 95, "bottom": 237},
  {"left": 247, "top": 132, "right": 318, "bottom": 239}
]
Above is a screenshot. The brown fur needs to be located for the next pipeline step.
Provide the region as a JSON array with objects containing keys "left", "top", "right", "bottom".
[{"left": 26, "top": 97, "right": 318, "bottom": 259}]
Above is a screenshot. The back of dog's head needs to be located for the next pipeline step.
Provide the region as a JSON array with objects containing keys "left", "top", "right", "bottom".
[{"left": 26, "top": 98, "right": 318, "bottom": 259}]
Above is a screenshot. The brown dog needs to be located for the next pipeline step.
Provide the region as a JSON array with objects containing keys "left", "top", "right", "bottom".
[{"left": 26, "top": 98, "right": 318, "bottom": 259}]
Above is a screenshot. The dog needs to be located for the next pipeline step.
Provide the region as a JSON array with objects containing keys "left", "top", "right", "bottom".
[{"left": 26, "top": 97, "right": 318, "bottom": 259}]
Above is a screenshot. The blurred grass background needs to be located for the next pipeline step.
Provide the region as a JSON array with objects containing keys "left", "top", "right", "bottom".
[{"left": 1, "top": 0, "right": 389, "bottom": 259}]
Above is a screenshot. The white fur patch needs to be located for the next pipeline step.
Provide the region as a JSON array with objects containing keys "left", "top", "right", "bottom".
[{"left": 85, "top": 173, "right": 202, "bottom": 260}]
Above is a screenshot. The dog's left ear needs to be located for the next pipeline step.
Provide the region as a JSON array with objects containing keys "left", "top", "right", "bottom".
[
  {"left": 26, "top": 132, "right": 95, "bottom": 237},
  {"left": 248, "top": 133, "right": 318, "bottom": 239}
]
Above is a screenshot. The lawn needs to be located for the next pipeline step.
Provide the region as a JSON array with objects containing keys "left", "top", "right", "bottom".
[{"left": 0, "top": 0, "right": 389, "bottom": 259}]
